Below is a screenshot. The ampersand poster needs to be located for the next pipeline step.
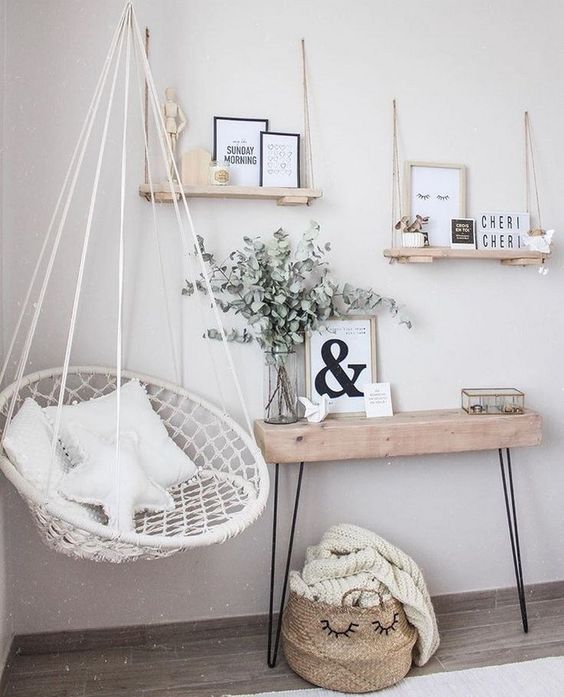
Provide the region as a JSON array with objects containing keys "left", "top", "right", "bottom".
[{"left": 305, "top": 318, "right": 377, "bottom": 415}]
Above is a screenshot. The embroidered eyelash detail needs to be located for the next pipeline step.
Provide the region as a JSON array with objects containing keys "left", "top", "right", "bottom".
[
  {"left": 437, "top": 194, "right": 450, "bottom": 200},
  {"left": 320, "top": 619, "right": 359, "bottom": 638},
  {"left": 372, "top": 613, "right": 399, "bottom": 636},
  {"left": 416, "top": 193, "right": 430, "bottom": 200}
]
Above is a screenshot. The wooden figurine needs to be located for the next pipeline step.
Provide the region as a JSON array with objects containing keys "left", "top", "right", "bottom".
[{"left": 163, "top": 87, "right": 187, "bottom": 181}]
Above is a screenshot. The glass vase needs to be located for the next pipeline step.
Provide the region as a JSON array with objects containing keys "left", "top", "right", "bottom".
[{"left": 264, "top": 350, "right": 298, "bottom": 424}]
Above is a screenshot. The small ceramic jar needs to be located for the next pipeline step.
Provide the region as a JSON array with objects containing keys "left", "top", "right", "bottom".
[{"left": 209, "top": 160, "right": 230, "bottom": 186}]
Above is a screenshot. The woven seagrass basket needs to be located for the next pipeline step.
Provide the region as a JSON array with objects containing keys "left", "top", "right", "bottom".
[{"left": 282, "top": 588, "right": 417, "bottom": 693}]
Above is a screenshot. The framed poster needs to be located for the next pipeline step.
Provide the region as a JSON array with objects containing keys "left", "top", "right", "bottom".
[
  {"left": 213, "top": 117, "right": 269, "bottom": 186},
  {"left": 305, "top": 317, "right": 377, "bottom": 416},
  {"left": 260, "top": 131, "right": 300, "bottom": 188},
  {"left": 405, "top": 162, "right": 466, "bottom": 247},
  {"left": 477, "top": 211, "right": 530, "bottom": 250}
]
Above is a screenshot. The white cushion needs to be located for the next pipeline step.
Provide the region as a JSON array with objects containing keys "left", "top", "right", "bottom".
[
  {"left": 45, "top": 379, "right": 197, "bottom": 489},
  {"left": 59, "top": 427, "right": 173, "bottom": 532},
  {"left": 3, "top": 398, "right": 102, "bottom": 524}
]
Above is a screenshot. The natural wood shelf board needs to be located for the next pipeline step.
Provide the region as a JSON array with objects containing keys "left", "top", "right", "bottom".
[
  {"left": 138, "top": 183, "right": 322, "bottom": 206},
  {"left": 254, "top": 409, "right": 542, "bottom": 463},
  {"left": 383, "top": 247, "right": 549, "bottom": 266}
]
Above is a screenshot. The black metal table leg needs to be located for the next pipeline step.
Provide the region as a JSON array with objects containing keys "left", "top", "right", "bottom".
[
  {"left": 499, "top": 447, "right": 528, "bottom": 633},
  {"left": 267, "top": 461, "right": 305, "bottom": 668}
]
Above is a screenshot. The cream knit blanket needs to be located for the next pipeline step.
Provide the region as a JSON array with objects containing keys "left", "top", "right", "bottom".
[{"left": 289, "top": 524, "right": 440, "bottom": 666}]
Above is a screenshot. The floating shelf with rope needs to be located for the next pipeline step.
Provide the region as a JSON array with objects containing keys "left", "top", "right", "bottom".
[
  {"left": 383, "top": 247, "right": 549, "bottom": 266},
  {"left": 139, "top": 39, "right": 321, "bottom": 208},
  {"left": 385, "top": 104, "right": 552, "bottom": 269},
  {"left": 138, "top": 183, "right": 322, "bottom": 206}
]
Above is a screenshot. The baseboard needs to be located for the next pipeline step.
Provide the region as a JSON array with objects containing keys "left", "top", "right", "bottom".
[
  {"left": 0, "top": 638, "right": 15, "bottom": 696},
  {"left": 13, "top": 579, "right": 564, "bottom": 656}
]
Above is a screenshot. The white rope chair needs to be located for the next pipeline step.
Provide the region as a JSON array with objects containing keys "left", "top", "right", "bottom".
[
  {"left": 0, "top": 368, "right": 268, "bottom": 562},
  {"left": 0, "top": 4, "right": 269, "bottom": 562}
]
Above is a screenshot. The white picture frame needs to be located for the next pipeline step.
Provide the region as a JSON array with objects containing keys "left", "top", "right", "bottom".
[
  {"left": 305, "top": 317, "right": 377, "bottom": 416},
  {"left": 405, "top": 162, "right": 466, "bottom": 247},
  {"left": 260, "top": 131, "right": 300, "bottom": 188},
  {"left": 213, "top": 116, "right": 269, "bottom": 186}
]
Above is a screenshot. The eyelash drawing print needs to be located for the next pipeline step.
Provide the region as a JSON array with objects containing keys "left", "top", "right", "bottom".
[
  {"left": 416, "top": 193, "right": 430, "bottom": 200},
  {"left": 436, "top": 194, "right": 450, "bottom": 200},
  {"left": 372, "top": 613, "right": 399, "bottom": 636},
  {"left": 320, "top": 619, "right": 359, "bottom": 638}
]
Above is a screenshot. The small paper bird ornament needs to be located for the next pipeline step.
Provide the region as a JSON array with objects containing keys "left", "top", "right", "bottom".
[{"left": 299, "top": 395, "right": 330, "bottom": 423}]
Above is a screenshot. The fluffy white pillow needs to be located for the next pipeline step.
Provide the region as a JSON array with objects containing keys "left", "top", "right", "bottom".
[
  {"left": 3, "top": 398, "right": 102, "bottom": 524},
  {"left": 59, "top": 427, "right": 173, "bottom": 532},
  {"left": 45, "top": 379, "right": 197, "bottom": 489}
]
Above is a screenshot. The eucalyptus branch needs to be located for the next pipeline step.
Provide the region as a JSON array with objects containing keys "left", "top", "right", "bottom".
[{"left": 182, "top": 222, "right": 411, "bottom": 351}]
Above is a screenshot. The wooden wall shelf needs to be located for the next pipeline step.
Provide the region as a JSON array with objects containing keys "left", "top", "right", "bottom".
[
  {"left": 383, "top": 247, "right": 549, "bottom": 266},
  {"left": 254, "top": 409, "right": 542, "bottom": 464},
  {"left": 138, "top": 183, "right": 322, "bottom": 207}
]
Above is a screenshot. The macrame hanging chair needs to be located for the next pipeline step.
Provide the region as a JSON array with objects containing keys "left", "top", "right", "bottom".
[{"left": 0, "top": 3, "right": 269, "bottom": 562}]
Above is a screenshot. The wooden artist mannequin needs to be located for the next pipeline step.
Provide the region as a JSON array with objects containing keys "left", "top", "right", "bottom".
[{"left": 163, "top": 87, "right": 187, "bottom": 180}]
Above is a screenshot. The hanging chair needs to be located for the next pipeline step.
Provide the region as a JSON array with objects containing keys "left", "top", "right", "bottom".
[{"left": 0, "top": 3, "right": 269, "bottom": 562}]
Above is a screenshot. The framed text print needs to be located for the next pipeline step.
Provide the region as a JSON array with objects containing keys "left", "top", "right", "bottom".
[
  {"left": 305, "top": 317, "right": 377, "bottom": 416},
  {"left": 213, "top": 117, "right": 269, "bottom": 186},
  {"left": 260, "top": 131, "right": 300, "bottom": 188},
  {"left": 405, "top": 162, "right": 466, "bottom": 247}
]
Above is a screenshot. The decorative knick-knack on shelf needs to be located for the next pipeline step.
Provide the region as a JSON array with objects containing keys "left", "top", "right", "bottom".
[
  {"left": 299, "top": 395, "right": 329, "bottom": 423},
  {"left": 209, "top": 159, "right": 230, "bottom": 186},
  {"left": 522, "top": 228, "right": 554, "bottom": 254},
  {"left": 395, "top": 215, "right": 429, "bottom": 248},
  {"left": 163, "top": 87, "right": 187, "bottom": 182}
]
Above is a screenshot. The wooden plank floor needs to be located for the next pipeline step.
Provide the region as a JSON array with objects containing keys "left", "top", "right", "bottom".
[{"left": 4, "top": 584, "right": 564, "bottom": 697}]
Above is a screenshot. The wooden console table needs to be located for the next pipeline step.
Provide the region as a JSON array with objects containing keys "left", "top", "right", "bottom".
[{"left": 254, "top": 409, "right": 542, "bottom": 667}]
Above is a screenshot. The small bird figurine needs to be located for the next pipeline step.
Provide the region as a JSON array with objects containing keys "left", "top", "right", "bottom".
[{"left": 299, "top": 395, "right": 330, "bottom": 423}]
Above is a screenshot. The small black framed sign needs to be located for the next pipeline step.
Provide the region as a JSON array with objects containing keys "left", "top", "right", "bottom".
[
  {"left": 213, "top": 116, "right": 269, "bottom": 186},
  {"left": 451, "top": 218, "right": 476, "bottom": 249},
  {"left": 260, "top": 131, "right": 300, "bottom": 188}
]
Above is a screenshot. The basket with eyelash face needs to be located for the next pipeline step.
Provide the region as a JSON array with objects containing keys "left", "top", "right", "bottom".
[{"left": 281, "top": 589, "right": 417, "bottom": 693}]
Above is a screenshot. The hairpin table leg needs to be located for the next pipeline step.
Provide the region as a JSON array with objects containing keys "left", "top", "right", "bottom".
[
  {"left": 267, "top": 461, "right": 305, "bottom": 668},
  {"left": 499, "top": 448, "right": 528, "bottom": 633}
]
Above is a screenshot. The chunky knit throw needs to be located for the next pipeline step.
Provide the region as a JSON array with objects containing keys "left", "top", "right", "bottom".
[{"left": 289, "top": 524, "right": 440, "bottom": 666}]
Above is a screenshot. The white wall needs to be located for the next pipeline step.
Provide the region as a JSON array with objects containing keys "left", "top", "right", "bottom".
[{"left": 3, "top": 0, "right": 564, "bottom": 635}]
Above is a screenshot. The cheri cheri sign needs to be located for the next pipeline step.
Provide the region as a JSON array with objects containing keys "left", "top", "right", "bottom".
[{"left": 477, "top": 212, "right": 530, "bottom": 250}]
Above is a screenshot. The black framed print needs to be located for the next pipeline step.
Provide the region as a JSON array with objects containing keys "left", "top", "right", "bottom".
[
  {"left": 213, "top": 117, "right": 268, "bottom": 186},
  {"left": 260, "top": 131, "right": 300, "bottom": 188},
  {"left": 305, "top": 316, "right": 377, "bottom": 416}
]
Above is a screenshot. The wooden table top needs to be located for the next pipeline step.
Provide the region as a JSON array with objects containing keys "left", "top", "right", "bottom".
[{"left": 253, "top": 408, "right": 542, "bottom": 464}]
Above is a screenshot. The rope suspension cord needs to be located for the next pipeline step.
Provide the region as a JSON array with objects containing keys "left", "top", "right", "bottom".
[
  {"left": 49, "top": 6, "right": 131, "bottom": 496},
  {"left": 524, "top": 111, "right": 542, "bottom": 229},
  {"left": 301, "top": 39, "right": 314, "bottom": 189},
  {"left": 131, "top": 33, "right": 181, "bottom": 386},
  {"left": 113, "top": 6, "right": 133, "bottom": 518},
  {"left": 390, "top": 99, "right": 402, "bottom": 248},
  {"left": 2, "top": 4, "right": 130, "bottom": 446},
  {"left": 0, "top": 7, "right": 129, "bottom": 393},
  {"left": 131, "top": 24, "right": 229, "bottom": 416},
  {"left": 130, "top": 6, "right": 253, "bottom": 434},
  {"left": 131, "top": 24, "right": 228, "bottom": 412}
]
